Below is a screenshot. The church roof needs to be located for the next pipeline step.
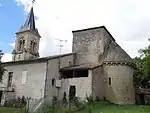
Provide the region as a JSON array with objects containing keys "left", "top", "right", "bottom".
[
  {"left": 2, "top": 53, "right": 75, "bottom": 66},
  {"left": 60, "top": 63, "right": 102, "bottom": 71},
  {"left": 18, "top": 7, "right": 36, "bottom": 32},
  {"left": 103, "top": 41, "right": 133, "bottom": 63},
  {"left": 72, "top": 26, "right": 115, "bottom": 41}
]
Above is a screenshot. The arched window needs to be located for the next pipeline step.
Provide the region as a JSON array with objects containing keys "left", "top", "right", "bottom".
[
  {"left": 30, "top": 41, "right": 33, "bottom": 51},
  {"left": 22, "top": 40, "right": 25, "bottom": 50},
  {"left": 18, "top": 40, "right": 22, "bottom": 51},
  {"left": 33, "top": 42, "right": 36, "bottom": 53},
  {"left": 18, "top": 38, "right": 25, "bottom": 51},
  {"left": 30, "top": 41, "right": 36, "bottom": 53},
  {"left": 7, "top": 72, "right": 13, "bottom": 88}
]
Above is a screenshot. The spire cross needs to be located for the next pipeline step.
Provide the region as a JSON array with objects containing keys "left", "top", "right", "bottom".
[{"left": 32, "top": 0, "right": 35, "bottom": 7}]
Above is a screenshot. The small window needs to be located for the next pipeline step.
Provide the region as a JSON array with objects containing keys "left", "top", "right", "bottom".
[
  {"left": 52, "top": 78, "right": 55, "bottom": 86},
  {"left": 22, "top": 40, "right": 25, "bottom": 49},
  {"left": 7, "top": 72, "right": 13, "bottom": 88},
  {"left": 18, "top": 55, "right": 21, "bottom": 59},
  {"left": 69, "top": 61, "right": 72, "bottom": 66},
  {"left": 30, "top": 41, "right": 33, "bottom": 50},
  {"left": 22, "top": 71, "right": 27, "bottom": 84},
  {"left": 108, "top": 77, "right": 111, "bottom": 85},
  {"left": 33, "top": 42, "right": 36, "bottom": 53}
]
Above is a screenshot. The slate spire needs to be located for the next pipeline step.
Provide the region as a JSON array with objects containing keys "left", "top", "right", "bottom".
[{"left": 18, "top": 7, "right": 36, "bottom": 32}]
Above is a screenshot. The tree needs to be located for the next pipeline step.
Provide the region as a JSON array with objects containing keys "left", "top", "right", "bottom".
[
  {"left": 133, "top": 39, "right": 150, "bottom": 87},
  {"left": 0, "top": 50, "right": 5, "bottom": 82},
  {"left": 139, "top": 39, "right": 150, "bottom": 79},
  {"left": 133, "top": 57, "right": 144, "bottom": 86}
]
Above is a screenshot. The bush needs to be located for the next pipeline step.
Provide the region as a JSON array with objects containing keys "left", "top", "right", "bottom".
[
  {"left": 37, "top": 104, "right": 53, "bottom": 113},
  {"left": 62, "top": 92, "right": 68, "bottom": 105},
  {"left": 86, "top": 95, "right": 94, "bottom": 104},
  {"left": 4, "top": 96, "right": 27, "bottom": 108},
  {"left": 52, "top": 96, "right": 58, "bottom": 106},
  {"left": 87, "top": 106, "right": 92, "bottom": 113},
  {"left": 64, "top": 109, "right": 74, "bottom": 113},
  {"left": 71, "top": 97, "right": 86, "bottom": 111},
  {"left": 96, "top": 96, "right": 100, "bottom": 102}
]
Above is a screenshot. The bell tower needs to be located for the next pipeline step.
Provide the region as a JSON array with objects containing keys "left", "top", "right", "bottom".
[{"left": 12, "top": 7, "right": 41, "bottom": 61}]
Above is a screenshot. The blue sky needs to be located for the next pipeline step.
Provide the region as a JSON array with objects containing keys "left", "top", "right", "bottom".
[{"left": 0, "top": 0, "right": 25, "bottom": 54}]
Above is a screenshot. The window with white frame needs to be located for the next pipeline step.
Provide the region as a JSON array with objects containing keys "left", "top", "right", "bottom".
[
  {"left": 7, "top": 72, "right": 13, "bottom": 88},
  {"left": 21, "top": 71, "right": 27, "bottom": 84}
]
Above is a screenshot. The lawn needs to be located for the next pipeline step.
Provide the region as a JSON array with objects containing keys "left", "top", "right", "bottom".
[
  {"left": 1, "top": 102, "right": 150, "bottom": 113},
  {"left": 77, "top": 102, "right": 150, "bottom": 113},
  {"left": 0, "top": 107, "right": 25, "bottom": 113}
]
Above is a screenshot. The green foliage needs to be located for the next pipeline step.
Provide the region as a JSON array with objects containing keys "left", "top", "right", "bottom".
[
  {"left": 36, "top": 100, "right": 150, "bottom": 113},
  {"left": 52, "top": 96, "right": 58, "bottom": 105},
  {"left": 87, "top": 106, "right": 92, "bottom": 113},
  {"left": 4, "top": 96, "right": 27, "bottom": 108},
  {"left": 133, "top": 39, "right": 150, "bottom": 86},
  {"left": 0, "top": 103, "right": 150, "bottom": 113},
  {"left": 86, "top": 95, "right": 94, "bottom": 104},
  {"left": 62, "top": 92, "right": 68, "bottom": 105},
  {"left": 37, "top": 104, "right": 54, "bottom": 113},
  {"left": 133, "top": 57, "right": 145, "bottom": 85},
  {"left": 72, "top": 97, "right": 85, "bottom": 111},
  {"left": 0, "top": 107, "right": 26, "bottom": 113},
  {"left": 95, "top": 96, "right": 100, "bottom": 102}
]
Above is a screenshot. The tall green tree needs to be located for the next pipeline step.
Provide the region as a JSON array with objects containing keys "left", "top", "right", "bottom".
[
  {"left": 139, "top": 39, "right": 150, "bottom": 79},
  {"left": 0, "top": 50, "right": 5, "bottom": 82},
  {"left": 133, "top": 57, "right": 144, "bottom": 85},
  {"left": 133, "top": 39, "right": 150, "bottom": 86}
]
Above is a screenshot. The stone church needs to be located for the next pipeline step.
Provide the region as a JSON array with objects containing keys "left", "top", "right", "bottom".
[{"left": 0, "top": 7, "right": 135, "bottom": 107}]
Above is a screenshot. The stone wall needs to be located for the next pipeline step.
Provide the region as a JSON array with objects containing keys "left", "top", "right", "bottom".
[
  {"left": 44, "top": 54, "right": 74, "bottom": 103},
  {"left": 72, "top": 27, "right": 105, "bottom": 65},
  {"left": 14, "top": 30, "right": 40, "bottom": 61},
  {"left": 72, "top": 26, "right": 133, "bottom": 65},
  {"left": 103, "top": 65, "right": 135, "bottom": 104},
  {"left": 3, "top": 62, "right": 47, "bottom": 100},
  {"left": 5, "top": 91, "right": 16, "bottom": 101},
  {"left": 61, "top": 70, "right": 92, "bottom": 101},
  {"left": 92, "top": 66, "right": 104, "bottom": 100}
]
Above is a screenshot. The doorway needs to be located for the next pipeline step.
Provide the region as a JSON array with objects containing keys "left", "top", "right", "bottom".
[
  {"left": 0, "top": 91, "right": 3, "bottom": 103},
  {"left": 69, "top": 85, "right": 76, "bottom": 101}
]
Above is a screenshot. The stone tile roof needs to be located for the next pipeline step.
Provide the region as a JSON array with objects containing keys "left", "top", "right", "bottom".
[
  {"left": 104, "top": 41, "right": 133, "bottom": 63},
  {"left": 72, "top": 26, "right": 115, "bottom": 41},
  {"left": 2, "top": 53, "right": 75, "bottom": 66},
  {"left": 60, "top": 63, "right": 102, "bottom": 71},
  {"left": 19, "top": 7, "right": 36, "bottom": 32},
  {"left": 16, "top": 7, "right": 41, "bottom": 37}
]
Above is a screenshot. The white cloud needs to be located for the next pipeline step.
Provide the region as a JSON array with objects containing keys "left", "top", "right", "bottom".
[
  {"left": 2, "top": 53, "right": 12, "bottom": 62},
  {"left": 9, "top": 42, "right": 15, "bottom": 48},
  {"left": 11, "top": 0, "right": 150, "bottom": 59},
  {"left": 1, "top": 43, "right": 14, "bottom": 62}
]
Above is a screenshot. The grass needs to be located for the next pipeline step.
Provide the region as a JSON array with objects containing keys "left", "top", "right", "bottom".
[
  {"left": 1, "top": 101, "right": 150, "bottom": 113},
  {"left": 0, "top": 107, "right": 26, "bottom": 113},
  {"left": 77, "top": 102, "right": 150, "bottom": 113}
]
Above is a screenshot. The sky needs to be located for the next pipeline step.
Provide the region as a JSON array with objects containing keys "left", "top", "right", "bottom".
[{"left": 0, "top": 0, "right": 150, "bottom": 62}]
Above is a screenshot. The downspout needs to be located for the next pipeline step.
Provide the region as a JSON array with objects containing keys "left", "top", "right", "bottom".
[{"left": 44, "top": 60, "right": 48, "bottom": 99}]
